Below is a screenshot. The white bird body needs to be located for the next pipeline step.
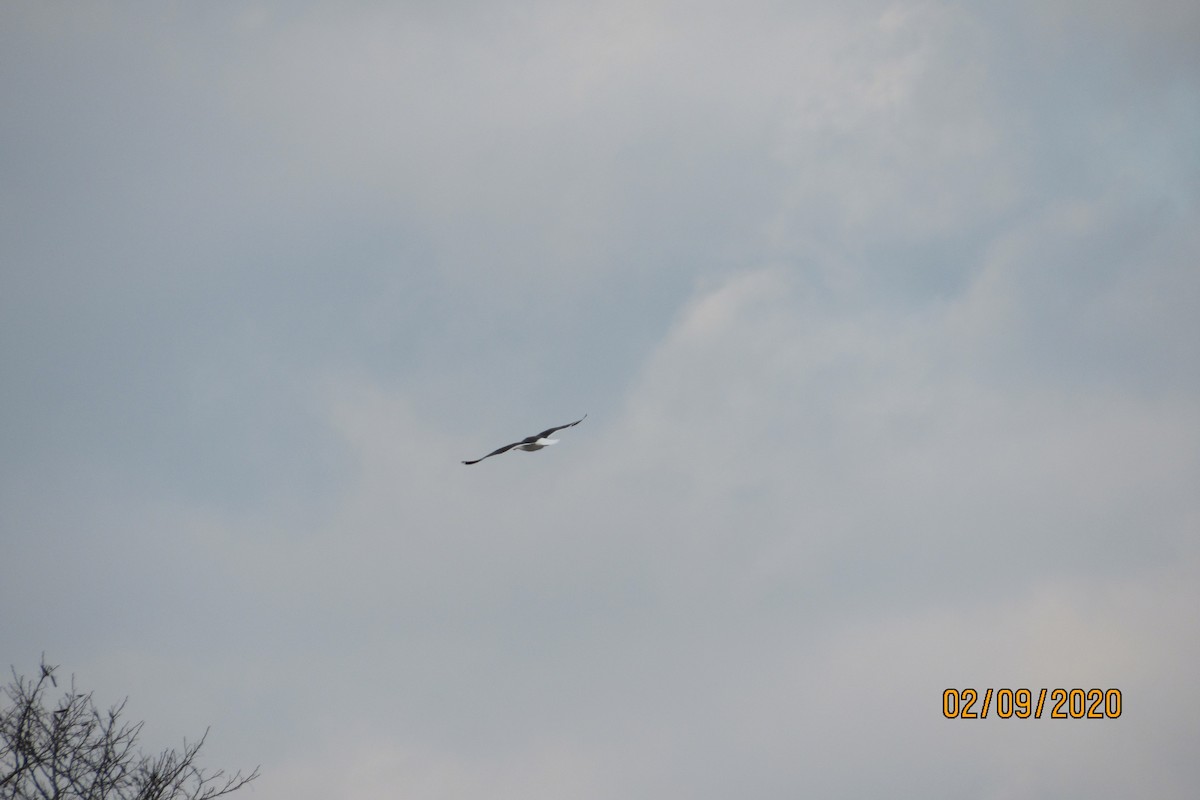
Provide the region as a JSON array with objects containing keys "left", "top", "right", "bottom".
[{"left": 517, "top": 437, "right": 558, "bottom": 451}]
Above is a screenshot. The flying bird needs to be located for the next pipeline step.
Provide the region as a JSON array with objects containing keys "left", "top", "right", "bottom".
[{"left": 462, "top": 415, "right": 587, "bottom": 465}]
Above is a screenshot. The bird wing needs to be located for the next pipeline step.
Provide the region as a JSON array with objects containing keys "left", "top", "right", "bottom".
[
  {"left": 462, "top": 441, "right": 521, "bottom": 465},
  {"left": 533, "top": 414, "right": 587, "bottom": 440}
]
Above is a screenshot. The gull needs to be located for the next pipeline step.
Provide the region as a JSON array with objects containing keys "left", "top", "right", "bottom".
[{"left": 462, "top": 415, "right": 587, "bottom": 465}]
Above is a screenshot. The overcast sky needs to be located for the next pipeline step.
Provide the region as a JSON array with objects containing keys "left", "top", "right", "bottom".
[{"left": 2, "top": 1, "right": 1198, "bottom": 797}]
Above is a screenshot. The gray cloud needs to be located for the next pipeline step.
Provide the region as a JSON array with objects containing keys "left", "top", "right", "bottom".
[{"left": 2, "top": 1, "right": 1197, "bottom": 797}]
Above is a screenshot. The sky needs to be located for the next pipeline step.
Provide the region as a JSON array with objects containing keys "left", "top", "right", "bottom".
[{"left": 1, "top": 1, "right": 1198, "bottom": 797}]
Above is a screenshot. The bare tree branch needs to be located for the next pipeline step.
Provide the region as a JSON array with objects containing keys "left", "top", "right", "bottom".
[{"left": 1, "top": 658, "right": 258, "bottom": 800}]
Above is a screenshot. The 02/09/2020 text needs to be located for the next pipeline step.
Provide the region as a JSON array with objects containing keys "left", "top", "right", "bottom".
[{"left": 942, "top": 688, "right": 1122, "bottom": 719}]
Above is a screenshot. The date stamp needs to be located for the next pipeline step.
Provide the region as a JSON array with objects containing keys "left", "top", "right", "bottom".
[{"left": 943, "top": 688, "right": 1122, "bottom": 719}]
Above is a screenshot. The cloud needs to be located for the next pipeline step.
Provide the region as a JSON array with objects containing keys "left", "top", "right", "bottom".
[{"left": 2, "top": 1, "right": 1198, "bottom": 797}]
